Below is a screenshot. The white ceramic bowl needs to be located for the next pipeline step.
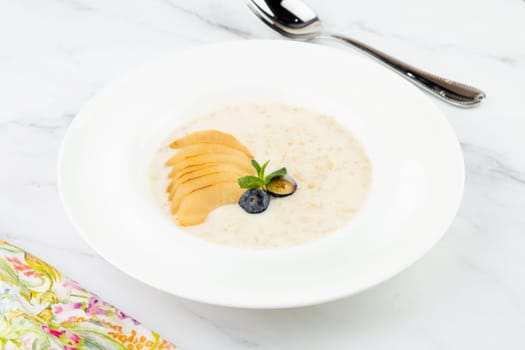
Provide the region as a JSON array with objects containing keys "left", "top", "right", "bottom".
[{"left": 58, "top": 40, "right": 464, "bottom": 308}]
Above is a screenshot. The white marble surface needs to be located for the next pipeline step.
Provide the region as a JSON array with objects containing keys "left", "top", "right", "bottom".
[{"left": 1, "top": 0, "right": 524, "bottom": 348}]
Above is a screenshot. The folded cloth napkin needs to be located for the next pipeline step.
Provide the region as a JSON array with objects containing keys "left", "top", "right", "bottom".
[{"left": 0, "top": 240, "right": 176, "bottom": 349}]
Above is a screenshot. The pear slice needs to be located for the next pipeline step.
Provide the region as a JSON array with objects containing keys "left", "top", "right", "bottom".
[
  {"left": 167, "top": 163, "right": 229, "bottom": 193},
  {"left": 166, "top": 143, "right": 249, "bottom": 167},
  {"left": 170, "top": 171, "right": 243, "bottom": 212},
  {"left": 169, "top": 130, "right": 252, "bottom": 158},
  {"left": 176, "top": 182, "right": 245, "bottom": 225},
  {"left": 168, "top": 153, "right": 252, "bottom": 179},
  {"left": 167, "top": 163, "right": 250, "bottom": 198}
]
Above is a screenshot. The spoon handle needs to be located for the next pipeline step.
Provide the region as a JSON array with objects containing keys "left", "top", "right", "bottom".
[{"left": 320, "top": 33, "right": 485, "bottom": 107}]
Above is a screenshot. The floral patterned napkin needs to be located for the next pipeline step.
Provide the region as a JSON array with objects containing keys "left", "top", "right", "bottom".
[{"left": 0, "top": 240, "right": 176, "bottom": 349}]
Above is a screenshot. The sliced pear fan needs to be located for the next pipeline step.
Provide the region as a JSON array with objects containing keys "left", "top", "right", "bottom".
[{"left": 165, "top": 130, "right": 254, "bottom": 225}]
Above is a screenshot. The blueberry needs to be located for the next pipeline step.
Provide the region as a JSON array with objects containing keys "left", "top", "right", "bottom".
[
  {"left": 239, "top": 189, "right": 270, "bottom": 214},
  {"left": 267, "top": 175, "right": 297, "bottom": 197}
]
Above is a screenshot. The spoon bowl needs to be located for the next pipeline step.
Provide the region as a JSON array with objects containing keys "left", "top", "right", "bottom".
[{"left": 245, "top": 0, "right": 321, "bottom": 39}]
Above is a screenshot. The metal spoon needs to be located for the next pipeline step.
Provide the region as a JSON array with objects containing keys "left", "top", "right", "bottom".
[{"left": 245, "top": 0, "right": 486, "bottom": 107}]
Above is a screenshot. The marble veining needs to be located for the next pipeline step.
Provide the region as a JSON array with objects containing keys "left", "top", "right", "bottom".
[
  {"left": 159, "top": 0, "right": 253, "bottom": 38},
  {"left": 1, "top": 0, "right": 524, "bottom": 349}
]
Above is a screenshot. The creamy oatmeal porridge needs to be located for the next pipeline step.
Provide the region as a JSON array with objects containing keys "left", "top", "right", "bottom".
[{"left": 150, "top": 103, "right": 372, "bottom": 249}]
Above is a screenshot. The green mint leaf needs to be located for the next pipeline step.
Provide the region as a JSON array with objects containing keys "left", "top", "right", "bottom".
[
  {"left": 238, "top": 176, "right": 266, "bottom": 189},
  {"left": 264, "top": 167, "right": 287, "bottom": 184},
  {"left": 260, "top": 160, "right": 270, "bottom": 178},
  {"left": 251, "top": 160, "right": 261, "bottom": 177}
]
